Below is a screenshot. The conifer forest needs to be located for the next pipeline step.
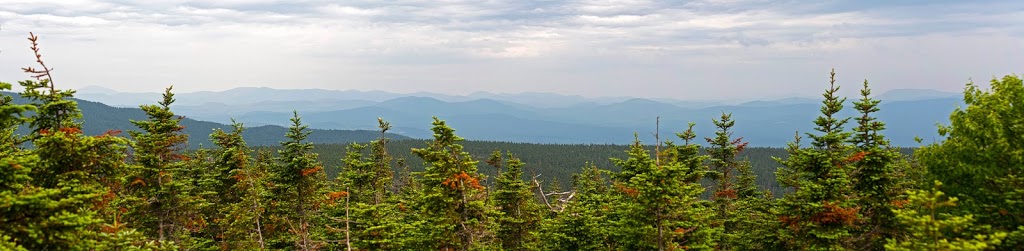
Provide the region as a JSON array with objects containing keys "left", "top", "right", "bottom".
[{"left": 2, "top": 33, "right": 1023, "bottom": 251}]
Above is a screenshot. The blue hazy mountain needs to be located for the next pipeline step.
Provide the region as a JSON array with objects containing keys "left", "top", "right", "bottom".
[
  {"left": 6, "top": 92, "right": 409, "bottom": 147},
  {"left": 71, "top": 87, "right": 962, "bottom": 146}
]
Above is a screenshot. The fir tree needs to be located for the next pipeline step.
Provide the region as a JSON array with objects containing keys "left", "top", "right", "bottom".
[
  {"left": 410, "top": 117, "right": 492, "bottom": 250},
  {"left": 125, "top": 86, "right": 198, "bottom": 247},
  {"left": 539, "top": 164, "right": 612, "bottom": 250},
  {"left": 268, "top": 112, "right": 328, "bottom": 250},
  {"left": 610, "top": 126, "right": 715, "bottom": 250},
  {"left": 1, "top": 34, "right": 156, "bottom": 249},
  {"left": 774, "top": 69, "right": 860, "bottom": 250},
  {"left": 214, "top": 122, "right": 270, "bottom": 250},
  {"left": 490, "top": 151, "right": 543, "bottom": 250},
  {"left": 848, "top": 80, "right": 906, "bottom": 249},
  {"left": 704, "top": 112, "right": 748, "bottom": 250}
]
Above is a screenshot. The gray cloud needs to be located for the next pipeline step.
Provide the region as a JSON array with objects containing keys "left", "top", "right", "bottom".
[{"left": 0, "top": 0, "right": 1021, "bottom": 100}]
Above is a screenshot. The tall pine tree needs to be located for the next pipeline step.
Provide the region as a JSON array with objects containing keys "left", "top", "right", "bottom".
[
  {"left": 410, "top": 117, "right": 493, "bottom": 250},
  {"left": 775, "top": 69, "right": 860, "bottom": 250}
]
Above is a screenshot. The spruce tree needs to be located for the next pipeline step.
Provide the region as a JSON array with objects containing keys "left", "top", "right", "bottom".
[
  {"left": 268, "top": 112, "right": 328, "bottom": 250},
  {"left": 610, "top": 126, "right": 715, "bottom": 250},
  {"left": 704, "top": 112, "right": 745, "bottom": 250},
  {"left": 126, "top": 86, "right": 198, "bottom": 247},
  {"left": 410, "top": 117, "right": 492, "bottom": 250},
  {"left": 774, "top": 69, "right": 860, "bottom": 250},
  {"left": 490, "top": 151, "right": 543, "bottom": 250},
  {"left": 538, "top": 164, "right": 612, "bottom": 250},
  {"left": 1, "top": 34, "right": 157, "bottom": 249},
  {"left": 213, "top": 122, "right": 269, "bottom": 250},
  {"left": 848, "top": 80, "right": 906, "bottom": 249}
]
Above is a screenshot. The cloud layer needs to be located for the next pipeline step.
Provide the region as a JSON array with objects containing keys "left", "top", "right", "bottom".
[{"left": 1, "top": 0, "right": 1021, "bottom": 100}]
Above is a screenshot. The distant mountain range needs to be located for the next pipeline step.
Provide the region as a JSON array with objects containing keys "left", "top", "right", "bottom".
[
  {"left": 7, "top": 92, "right": 409, "bottom": 147},
  {"left": 73, "top": 87, "right": 962, "bottom": 146}
]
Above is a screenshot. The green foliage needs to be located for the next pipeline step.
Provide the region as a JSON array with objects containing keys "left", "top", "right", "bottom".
[
  {"left": 609, "top": 126, "right": 715, "bottom": 250},
  {"left": 125, "top": 86, "right": 199, "bottom": 248},
  {"left": 774, "top": 69, "right": 860, "bottom": 250},
  {"left": 538, "top": 164, "right": 612, "bottom": 250},
  {"left": 214, "top": 123, "right": 270, "bottom": 250},
  {"left": 885, "top": 181, "right": 1007, "bottom": 251},
  {"left": 916, "top": 74, "right": 1024, "bottom": 249},
  {"left": 410, "top": 117, "right": 493, "bottom": 250},
  {"left": 490, "top": 151, "right": 543, "bottom": 250},
  {"left": 3, "top": 40, "right": 1022, "bottom": 251},
  {"left": 848, "top": 80, "right": 911, "bottom": 250},
  {"left": 267, "top": 112, "right": 329, "bottom": 249}
]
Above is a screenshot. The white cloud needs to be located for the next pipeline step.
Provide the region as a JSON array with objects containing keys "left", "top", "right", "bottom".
[{"left": 0, "top": 0, "right": 1020, "bottom": 99}]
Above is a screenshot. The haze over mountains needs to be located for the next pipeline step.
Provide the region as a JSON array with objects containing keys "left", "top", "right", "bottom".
[{"left": 75, "top": 86, "right": 962, "bottom": 146}]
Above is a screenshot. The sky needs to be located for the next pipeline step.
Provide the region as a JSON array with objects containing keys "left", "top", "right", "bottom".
[{"left": 0, "top": 0, "right": 1021, "bottom": 100}]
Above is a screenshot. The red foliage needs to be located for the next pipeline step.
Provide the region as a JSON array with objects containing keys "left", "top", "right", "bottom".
[
  {"left": 811, "top": 202, "right": 860, "bottom": 226},
  {"left": 732, "top": 137, "right": 749, "bottom": 152},
  {"left": 441, "top": 171, "right": 484, "bottom": 191},
  {"left": 779, "top": 215, "right": 801, "bottom": 230},
  {"left": 847, "top": 151, "right": 869, "bottom": 162},
  {"left": 328, "top": 191, "right": 349, "bottom": 202},
  {"left": 890, "top": 199, "right": 909, "bottom": 209},
  {"left": 300, "top": 166, "right": 323, "bottom": 176},
  {"left": 614, "top": 182, "right": 639, "bottom": 198},
  {"left": 58, "top": 127, "right": 82, "bottom": 134}
]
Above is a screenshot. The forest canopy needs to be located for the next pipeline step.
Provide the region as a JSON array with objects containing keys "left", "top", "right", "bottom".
[{"left": 2, "top": 33, "right": 1022, "bottom": 251}]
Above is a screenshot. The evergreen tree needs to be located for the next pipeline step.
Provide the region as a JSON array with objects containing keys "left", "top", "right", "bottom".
[
  {"left": 125, "top": 86, "right": 199, "bottom": 247},
  {"left": 490, "top": 151, "right": 543, "bottom": 250},
  {"left": 214, "top": 122, "right": 270, "bottom": 250},
  {"left": 539, "top": 164, "right": 612, "bottom": 250},
  {"left": 704, "top": 112, "right": 747, "bottom": 250},
  {"left": 848, "top": 80, "right": 907, "bottom": 250},
  {"left": 410, "top": 117, "right": 493, "bottom": 250},
  {"left": 1, "top": 34, "right": 157, "bottom": 249},
  {"left": 774, "top": 69, "right": 860, "bottom": 250},
  {"left": 268, "top": 112, "right": 328, "bottom": 250},
  {"left": 610, "top": 126, "right": 715, "bottom": 250}
]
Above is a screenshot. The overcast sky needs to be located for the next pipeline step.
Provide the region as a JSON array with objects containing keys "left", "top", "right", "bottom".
[{"left": 0, "top": 0, "right": 1021, "bottom": 100}]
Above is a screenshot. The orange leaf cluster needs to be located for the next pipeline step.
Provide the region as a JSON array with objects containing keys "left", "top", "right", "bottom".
[
  {"left": 441, "top": 171, "right": 483, "bottom": 191},
  {"left": 673, "top": 227, "right": 695, "bottom": 234},
  {"left": 713, "top": 188, "right": 737, "bottom": 200},
  {"left": 779, "top": 215, "right": 801, "bottom": 230},
  {"left": 614, "top": 182, "right": 639, "bottom": 198},
  {"left": 847, "top": 151, "right": 869, "bottom": 162},
  {"left": 811, "top": 202, "right": 860, "bottom": 226},
  {"left": 10, "top": 163, "right": 22, "bottom": 169},
  {"left": 890, "top": 199, "right": 909, "bottom": 209},
  {"left": 58, "top": 127, "right": 82, "bottom": 134},
  {"left": 732, "top": 137, "right": 749, "bottom": 152},
  {"left": 301, "top": 166, "right": 323, "bottom": 176},
  {"left": 328, "top": 191, "right": 349, "bottom": 203}
]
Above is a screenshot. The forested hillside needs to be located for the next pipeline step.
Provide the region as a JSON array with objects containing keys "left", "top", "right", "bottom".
[
  {"left": 3, "top": 92, "right": 409, "bottom": 147},
  {"left": 3, "top": 34, "right": 1022, "bottom": 251},
  {"left": 76, "top": 87, "right": 960, "bottom": 146}
]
